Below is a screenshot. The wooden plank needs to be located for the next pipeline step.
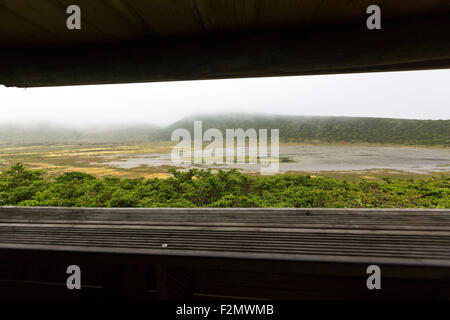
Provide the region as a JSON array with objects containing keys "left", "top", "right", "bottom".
[
  {"left": 1, "top": 0, "right": 449, "bottom": 47},
  {"left": 0, "top": 15, "right": 449, "bottom": 87},
  {"left": 1, "top": 246, "right": 449, "bottom": 299},
  {"left": 55, "top": 0, "right": 143, "bottom": 39},
  {"left": 0, "top": 207, "right": 449, "bottom": 267},
  {"left": 0, "top": 0, "right": 107, "bottom": 46},
  {"left": 128, "top": 0, "right": 204, "bottom": 36},
  {"left": 1, "top": 206, "right": 449, "bottom": 231},
  {"left": 155, "top": 266, "right": 194, "bottom": 299}
]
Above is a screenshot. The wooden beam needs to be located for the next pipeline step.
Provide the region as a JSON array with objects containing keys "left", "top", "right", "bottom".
[
  {"left": 0, "top": 17, "right": 448, "bottom": 87},
  {"left": 155, "top": 266, "right": 194, "bottom": 299},
  {"left": 1, "top": 247, "right": 450, "bottom": 299}
]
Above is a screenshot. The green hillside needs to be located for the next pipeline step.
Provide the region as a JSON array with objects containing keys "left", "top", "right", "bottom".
[
  {"left": 0, "top": 124, "right": 160, "bottom": 145},
  {"left": 159, "top": 114, "right": 449, "bottom": 147},
  {"left": 0, "top": 114, "right": 448, "bottom": 146}
]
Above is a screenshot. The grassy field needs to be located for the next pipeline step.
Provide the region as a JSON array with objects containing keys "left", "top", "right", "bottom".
[
  {"left": 0, "top": 142, "right": 448, "bottom": 182},
  {"left": 0, "top": 143, "right": 176, "bottom": 179}
]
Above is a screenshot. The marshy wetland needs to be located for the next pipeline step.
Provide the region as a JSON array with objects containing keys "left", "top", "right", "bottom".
[{"left": 1, "top": 143, "right": 448, "bottom": 182}]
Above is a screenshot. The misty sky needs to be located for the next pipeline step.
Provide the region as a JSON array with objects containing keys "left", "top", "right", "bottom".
[{"left": 1, "top": 69, "right": 449, "bottom": 128}]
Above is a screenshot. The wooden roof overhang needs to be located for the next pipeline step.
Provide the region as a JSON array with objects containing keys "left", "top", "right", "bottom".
[{"left": 0, "top": 0, "right": 449, "bottom": 87}]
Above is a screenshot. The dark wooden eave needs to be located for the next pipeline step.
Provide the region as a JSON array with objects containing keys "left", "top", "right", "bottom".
[{"left": 0, "top": 0, "right": 449, "bottom": 87}]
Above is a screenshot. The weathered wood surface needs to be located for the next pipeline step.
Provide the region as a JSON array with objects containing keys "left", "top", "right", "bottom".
[
  {"left": 0, "top": 1, "right": 449, "bottom": 87},
  {"left": 1, "top": 0, "right": 448, "bottom": 48},
  {"left": 1, "top": 207, "right": 449, "bottom": 267}
]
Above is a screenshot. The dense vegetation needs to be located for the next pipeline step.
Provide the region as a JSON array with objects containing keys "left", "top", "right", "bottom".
[
  {"left": 1, "top": 163, "right": 448, "bottom": 208},
  {"left": 1, "top": 114, "right": 448, "bottom": 146},
  {"left": 162, "top": 114, "right": 449, "bottom": 147}
]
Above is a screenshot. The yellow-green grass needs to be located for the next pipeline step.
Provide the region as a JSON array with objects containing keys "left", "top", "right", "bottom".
[{"left": 0, "top": 143, "right": 447, "bottom": 181}]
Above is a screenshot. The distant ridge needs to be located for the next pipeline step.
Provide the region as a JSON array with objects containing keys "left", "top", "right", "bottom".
[
  {"left": 0, "top": 114, "right": 448, "bottom": 147},
  {"left": 0, "top": 124, "right": 160, "bottom": 145},
  {"left": 157, "top": 114, "right": 449, "bottom": 147}
]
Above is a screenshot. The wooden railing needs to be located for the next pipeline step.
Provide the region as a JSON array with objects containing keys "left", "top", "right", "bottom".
[{"left": 0, "top": 207, "right": 449, "bottom": 299}]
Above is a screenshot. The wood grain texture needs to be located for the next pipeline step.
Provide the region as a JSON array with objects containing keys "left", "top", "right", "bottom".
[
  {"left": 1, "top": 207, "right": 449, "bottom": 299},
  {"left": 0, "top": 207, "right": 449, "bottom": 267},
  {"left": 0, "top": 0, "right": 449, "bottom": 46},
  {"left": 0, "top": 1, "right": 449, "bottom": 87}
]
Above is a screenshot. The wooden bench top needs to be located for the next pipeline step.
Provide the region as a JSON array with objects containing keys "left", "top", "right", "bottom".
[{"left": 1, "top": 207, "right": 449, "bottom": 267}]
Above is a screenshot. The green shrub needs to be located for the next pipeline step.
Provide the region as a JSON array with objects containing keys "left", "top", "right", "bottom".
[{"left": 0, "top": 163, "right": 448, "bottom": 208}]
